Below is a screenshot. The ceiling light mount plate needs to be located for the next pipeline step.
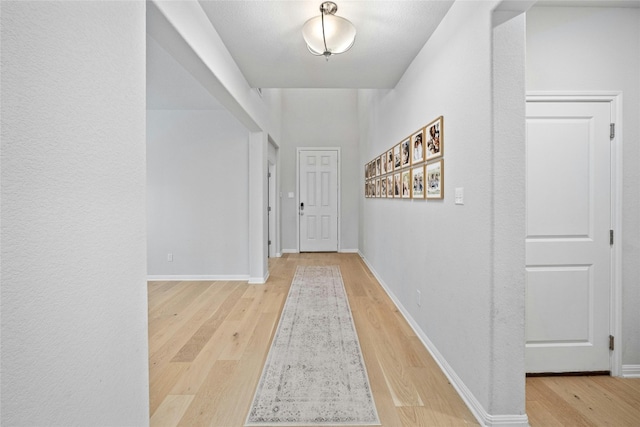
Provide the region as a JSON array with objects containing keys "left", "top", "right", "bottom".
[{"left": 319, "top": 1, "right": 338, "bottom": 15}]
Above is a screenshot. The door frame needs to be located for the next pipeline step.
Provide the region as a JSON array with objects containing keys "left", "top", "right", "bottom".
[
  {"left": 296, "top": 147, "right": 341, "bottom": 253},
  {"left": 526, "top": 91, "right": 622, "bottom": 376},
  {"left": 268, "top": 161, "right": 276, "bottom": 258},
  {"left": 268, "top": 138, "right": 280, "bottom": 258}
]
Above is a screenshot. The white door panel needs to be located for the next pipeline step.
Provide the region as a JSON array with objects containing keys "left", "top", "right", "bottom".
[
  {"left": 526, "top": 101, "right": 610, "bottom": 373},
  {"left": 299, "top": 150, "right": 338, "bottom": 252}
]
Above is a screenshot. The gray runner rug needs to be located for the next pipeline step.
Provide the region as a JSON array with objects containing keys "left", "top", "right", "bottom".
[{"left": 245, "top": 265, "right": 380, "bottom": 426}]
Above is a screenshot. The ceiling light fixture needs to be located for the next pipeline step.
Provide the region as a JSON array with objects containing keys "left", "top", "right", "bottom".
[{"left": 302, "top": 1, "right": 356, "bottom": 60}]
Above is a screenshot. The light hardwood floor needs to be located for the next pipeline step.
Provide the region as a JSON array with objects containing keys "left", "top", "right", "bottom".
[
  {"left": 527, "top": 375, "right": 640, "bottom": 426},
  {"left": 148, "top": 253, "right": 640, "bottom": 426}
]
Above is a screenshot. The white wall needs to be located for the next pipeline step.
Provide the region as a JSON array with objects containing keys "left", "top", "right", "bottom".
[
  {"left": 527, "top": 6, "right": 640, "bottom": 369},
  {"left": 263, "top": 88, "right": 283, "bottom": 147},
  {"left": 147, "top": 110, "right": 250, "bottom": 278},
  {"left": 1, "top": 2, "right": 149, "bottom": 425},
  {"left": 148, "top": 0, "right": 281, "bottom": 282},
  {"left": 280, "top": 89, "right": 360, "bottom": 252},
  {"left": 358, "top": 0, "right": 527, "bottom": 423}
]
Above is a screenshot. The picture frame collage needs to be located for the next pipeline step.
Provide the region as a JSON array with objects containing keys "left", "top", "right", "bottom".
[{"left": 365, "top": 116, "right": 444, "bottom": 200}]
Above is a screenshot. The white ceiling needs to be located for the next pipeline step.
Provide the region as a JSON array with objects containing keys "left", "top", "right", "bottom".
[
  {"left": 147, "top": 0, "right": 640, "bottom": 108},
  {"left": 535, "top": 0, "right": 639, "bottom": 7},
  {"left": 197, "top": 0, "right": 455, "bottom": 89}
]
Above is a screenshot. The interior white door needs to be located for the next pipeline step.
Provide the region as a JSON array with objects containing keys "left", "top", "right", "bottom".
[
  {"left": 299, "top": 150, "right": 338, "bottom": 252},
  {"left": 525, "top": 101, "right": 611, "bottom": 373}
]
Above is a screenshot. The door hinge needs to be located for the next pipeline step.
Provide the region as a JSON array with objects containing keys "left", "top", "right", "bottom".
[
  {"left": 610, "top": 123, "right": 615, "bottom": 139},
  {"left": 610, "top": 229, "right": 614, "bottom": 245},
  {"left": 268, "top": 240, "right": 271, "bottom": 246},
  {"left": 609, "top": 335, "right": 615, "bottom": 351},
  {"left": 268, "top": 206, "right": 271, "bottom": 212}
]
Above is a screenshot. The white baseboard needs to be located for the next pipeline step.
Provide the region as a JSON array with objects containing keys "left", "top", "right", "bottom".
[
  {"left": 147, "top": 274, "right": 250, "bottom": 282},
  {"left": 339, "top": 248, "right": 360, "bottom": 253},
  {"left": 358, "top": 254, "right": 529, "bottom": 427},
  {"left": 275, "top": 252, "right": 282, "bottom": 258},
  {"left": 148, "top": 269, "right": 271, "bottom": 285},
  {"left": 483, "top": 414, "right": 531, "bottom": 426},
  {"left": 622, "top": 365, "right": 640, "bottom": 378},
  {"left": 282, "top": 249, "right": 359, "bottom": 254},
  {"left": 249, "top": 271, "right": 269, "bottom": 285}
]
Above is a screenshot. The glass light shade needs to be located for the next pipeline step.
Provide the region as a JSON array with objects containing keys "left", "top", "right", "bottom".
[{"left": 302, "top": 14, "right": 356, "bottom": 56}]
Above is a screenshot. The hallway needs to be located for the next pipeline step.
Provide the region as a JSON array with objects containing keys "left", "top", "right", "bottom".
[
  {"left": 148, "top": 253, "right": 640, "bottom": 426},
  {"left": 148, "top": 253, "right": 478, "bottom": 426}
]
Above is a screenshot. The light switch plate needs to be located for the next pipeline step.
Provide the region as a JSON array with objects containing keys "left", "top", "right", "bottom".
[{"left": 455, "top": 187, "right": 464, "bottom": 205}]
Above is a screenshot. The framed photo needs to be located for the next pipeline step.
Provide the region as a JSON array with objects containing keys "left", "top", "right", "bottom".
[
  {"left": 376, "top": 157, "right": 381, "bottom": 176},
  {"left": 401, "top": 138, "right": 411, "bottom": 168},
  {"left": 393, "top": 173, "right": 401, "bottom": 198},
  {"left": 386, "top": 175, "right": 393, "bottom": 198},
  {"left": 382, "top": 152, "right": 388, "bottom": 174},
  {"left": 386, "top": 149, "right": 394, "bottom": 172},
  {"left": 376, "top": 178, "right": 381, "bottom": 198},
  {"left": 401, "top": 169, "right": 411, "bottom": 199},
  {"left": 411, "top": 129, "right": 425, "bottom": 164},
  {"left": 381, "top": 175, "right": 387, "bottom": 196},
  {"left": 411, "top": 165, "right": 425, "bottom": 199},
  {"left": 393, "top": 144, "right": 401, "bottom": 170},
  {"left": 426, "top": 160, "right": 444, "bottom": 199},
  {"left": 426, "top": 116, "right": 443, "bottom": 160}
]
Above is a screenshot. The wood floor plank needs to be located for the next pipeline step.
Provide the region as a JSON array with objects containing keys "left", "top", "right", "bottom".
[
  {"left": 147, "top": 281, "right": 175, "bottom": 303},
  {"left": 398, "top": 406, "right": 439, "bottom": 427},
  {"left": 534, "top": 376, "right": 640, "bottom": 427},
  {"left": 148, "top": 283, "right": 242, "bottom": 384},
  {"left": 149, "top": 282, "right": 210, "bottom": 322},
  {"left": 170, "top": 285, "right": 246, "bottom": 363},
  {"left": 149, "top": 362, "right": 190, "bottom": 416},
  {"left": 353, "top": 301, "right": 404, "bottom": 426},
  {"left": 375, "top": 330, "right": 424, "bottom": 406},
  {"left": 207, "top": 312, "right": 278, "bottom": 427},
  {"left": 351, "top": 295, "right": 425, "bottom": 408},
  {"left": 408, "top": 366, "right": 478, "bottom": 425},
  {"left": 216, "top": 293, "right": 251, "bottom": 323},
  {"left": 150, "top": 394, "right": 194, "bottom": 427},
  {"left": 526, "top": 400, "right": 565, "bottom": 427},
  {"left": 427, "top": 397, "right": 479, "bottom": 426},
  {"left": 167, "top": 314, "right": 246, "bottom": 395},
  {"left": 217, "top": 288, "right": 273, "bottom": 361},
  {"left": 526, "top": 378, "right": 597, "bottom": 427},
  {"left": 148, "top": 282, "right": 230, "bottom": 354},
  {"left": 591, "top": 376, "right": 640, "bottom": 410},
  {"left": 176, "top": 360, "right": 239, "bottom": 427},
  {"left": 354, "top": 295, "right": 426, "bottom": 402}
]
